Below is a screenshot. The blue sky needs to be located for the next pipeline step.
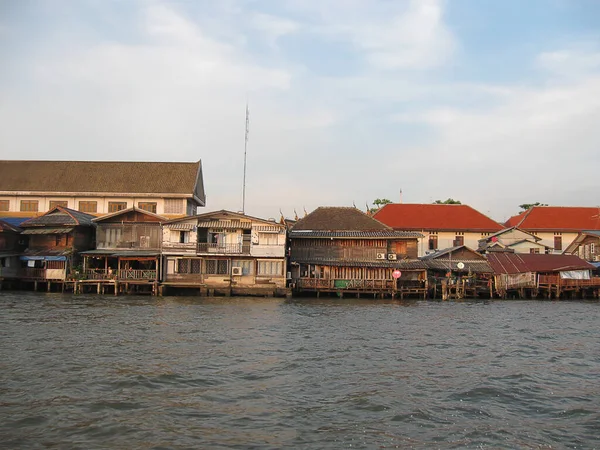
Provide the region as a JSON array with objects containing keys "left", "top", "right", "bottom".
[{"left": 1, "top": 0, "right": 599, "bottom": 221}]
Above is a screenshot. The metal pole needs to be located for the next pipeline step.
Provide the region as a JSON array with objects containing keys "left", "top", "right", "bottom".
[{"left": 242, "top": 102, "right": 249, "bottom": 214}]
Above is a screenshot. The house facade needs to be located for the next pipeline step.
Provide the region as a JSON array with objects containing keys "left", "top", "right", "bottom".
[
  {"left": 161, "top": 210, "right": 287, "bottom": 296},
  {"left": 0, "top": 220, "right": 25, "bottom": 282},
  {"left": 373, "top": 203, "right": 503, "bottom": 257},
  {"left": 289, "top": 207, "right": 426, "bottom": 297},
  {"left": 505, "top": 206, "right": 600, "bottom": 254},
  {"left": 0, "top": 160, "right": 205, "bottom": 219},
  {"left": 563, "top": 231, "right": 600, "bottom": 262},
  {"left": 478, "top": 227, "right": 550, "bottom": 254},
  {"left": 81, "top": 207, "right": 164, "bottom": 286},
  {"left": 18, "top": 207, "right": 96, "bottom": 282}
]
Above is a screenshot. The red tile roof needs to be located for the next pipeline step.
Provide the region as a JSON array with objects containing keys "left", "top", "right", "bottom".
[
  {"left": 373, "top": 203, "right": 503, "bottom": 232},
  {"left": 505, "top": 206, "right": 600, "bottom": 231},
  {"left": 487, "top": 253, "right": 594, "bottom": 274}
]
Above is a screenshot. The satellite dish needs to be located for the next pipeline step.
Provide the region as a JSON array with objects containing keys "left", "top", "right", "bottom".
[{"left": 457, "top": 262, "right": 465, "bottom": 269}]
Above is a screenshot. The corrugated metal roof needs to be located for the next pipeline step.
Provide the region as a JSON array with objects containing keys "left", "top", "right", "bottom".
[
  {"left": 293, "top": 258, "right": 428, "bottom": 269},
  {"left": 290, "top": 230, "right": 423, "bottom": 238},
  {"left": 0, "top": 217, "right": 31, "bottom": 227},
  {"left": 486, "top": 253, "right": 595, "bottom": 274},
  {"left": 80, "top": 250, "right": 159, "bottom": 257},
  {"left": 21, "top": 227, "right": 74, "bottom": 235},
  {"left": 197, "top": 220, "right": 252, "bottom": 229},
  {"left": 20, "top": 207, "right": 95, "bottom": 227},
  {"left": 0, "top": 219, "right": 21, "bottom": 233},
  {"left": 164, "top": 223, "right": 196, "bottom": 231},
  {"left": 425, "top": 260, "right": 493, "bottom": 273}
]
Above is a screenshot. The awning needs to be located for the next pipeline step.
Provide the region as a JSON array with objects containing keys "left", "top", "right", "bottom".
[
  {"left": 197, "top": 220, "right": 252, "bottom": 230},
  {"left": 21, "top": 227, "right": 74, "bottom": 235},
  {"left": 20, "top": 255, "right": 67, "bottom": 261},
  {"left": 164, "top": 223, "right": 196, "bottom": 231}
]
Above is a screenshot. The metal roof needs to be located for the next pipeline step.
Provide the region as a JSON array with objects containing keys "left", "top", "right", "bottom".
[
  {"left": 486, "top": 253, "right": 595, "bottom": 274},
  {"left": 21, "top": 227, "right": 74, "bottom": 235},
  {"left": 290, "top": 230, "right": 423, "bottom": 239},
  {"left": 293, "top": 258, "right": 428, "bottom": 269},
  {"left": 164, "top": 223, "right": 196, "bottom": 231},
  {"left": 80, "top": 250, "right": 160, "bottom": 257},
  {"left": 197, "top": 220, "right": 252, "bottom": 229}
]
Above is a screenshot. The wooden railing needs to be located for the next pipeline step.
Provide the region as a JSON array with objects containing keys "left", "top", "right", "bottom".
[
  {"left": 19, "top": 268, "right": 47, "bottom": 279},
  {"left": 296, "top": 278, "right": 395, "bottom": 290},
  {"left": 538, "top": 275, "right": 600, "bottom": 287},
  {"left": 197, "top": 243, "right": 251, "bottom": 254},
  {"left": 118, "top": 269, "right": 157, "bottom": 280}
]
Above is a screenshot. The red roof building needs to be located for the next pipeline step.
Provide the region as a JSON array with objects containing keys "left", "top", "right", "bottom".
[
  {"left": 374, "top": 204, "right": 503, "bottom": 232},
  {"left": 505, "top": 206, "right": 600, "bottom": 231},
  {"left": 373, "top": 203, "right": 503, "bottom": 257}
]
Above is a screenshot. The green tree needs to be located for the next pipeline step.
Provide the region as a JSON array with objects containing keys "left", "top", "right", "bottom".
[
  {"left": 519, "top": 202, "right": 548, "bottom": 211},
  {"left": 433, "top": 198, "right": 462, "bottom": 204},
  {"left": 370, "top": 198, "right": 392, "bottom": 214}
]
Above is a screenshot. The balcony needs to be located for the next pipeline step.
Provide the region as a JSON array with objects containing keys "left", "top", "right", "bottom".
[
  {"left": 162, "top": 241, "right": 197, "bottom": 253},
  {"left": 197, "top": 243, "right": 251, "bottom": 255}
]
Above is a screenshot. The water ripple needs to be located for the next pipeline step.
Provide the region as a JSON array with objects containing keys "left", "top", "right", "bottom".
[{"left": 1, "top": 292, "right": 600, "bottom": 449}]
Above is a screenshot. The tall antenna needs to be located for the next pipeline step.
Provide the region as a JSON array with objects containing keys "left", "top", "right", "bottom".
[{"left": 242, "top": 101, "right": 250, "bottom": 214}]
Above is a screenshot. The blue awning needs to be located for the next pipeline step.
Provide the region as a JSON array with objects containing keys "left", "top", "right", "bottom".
[{"left": 20, "top": 256, "right": 67, "bottom": 261}]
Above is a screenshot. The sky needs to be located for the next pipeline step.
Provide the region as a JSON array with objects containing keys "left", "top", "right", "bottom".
[{"left": 1, "top": 0, "right": 599, "bottom": 222}]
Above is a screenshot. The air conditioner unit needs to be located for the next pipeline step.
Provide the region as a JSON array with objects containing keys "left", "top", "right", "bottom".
[
  {"left": 376, "top": 253, "right": 386, "bottom": 260},
  {"left": 231, "top": 267, "right": 243, "bottom": 276},
  {"left": 388, "top": 254, "right": 397, "bottom": 260}
]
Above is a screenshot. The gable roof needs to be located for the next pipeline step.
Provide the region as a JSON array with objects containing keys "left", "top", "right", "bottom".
[
  {"left": 165, "top": 209, "right": 284, "bottom": 228},
  {"left": 291, "top": 207, "right": 422, "bottom": 239},
  {"left": 93, "top": 206, "right": 166, "bottom": 223},
  {"left": 505, "top": 206, "right": 600, "bottom": 231},
  {"left": 564, "top": 230, "right": 600, "bottom": 254},
  {"left": 294, "top": 207, "right": 391, "bottom": 231},
  {"left": 486, "top": 253, "right": 594, "bottom": 274},
  {"left": 481, "top": 226, "right": 541, "bottom": 242},
  {"left": 0, "top": 160, "right": 205, "bottom": 204},
  {"left": 373, "top": 203, "right": 503, "bottom": 232},
  {"left": 0, "top": 219, "right": 21, "bottom": 233},
  {"left": 20, "top": 206, "right": 95, "bottom": 228},
  {"left": 420, "top": 245, "right": 485, "bottom": 260}
]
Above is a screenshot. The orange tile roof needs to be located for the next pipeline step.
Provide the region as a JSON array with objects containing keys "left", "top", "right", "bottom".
[
  {"left": 505, "top": 206, "right": 600, "bottom": 231},
  {"left": 373, "top": 203, "right": 503, "bottom": 232}
]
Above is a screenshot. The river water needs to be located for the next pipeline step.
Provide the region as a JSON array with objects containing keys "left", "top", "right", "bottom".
[{"left": 1, "top": 292, "right": 599, "bottom": 449}]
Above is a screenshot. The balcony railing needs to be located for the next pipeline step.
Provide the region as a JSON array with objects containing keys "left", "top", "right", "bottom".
[
  {"left": 296, "top": 278, "right": 395, "bottom": 290},
  {"left": 197, "top": 243, "right": 251, "bottom": 254}
]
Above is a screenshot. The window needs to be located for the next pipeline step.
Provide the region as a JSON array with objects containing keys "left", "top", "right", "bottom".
[
  {"left": 428, "top": 235, "right": 438, "bottom": 250},
  {"left": 259, "top": 233, "right": 278, "bottom": 245},
  {"left": 179, "top": 231, "right": 189, "bottom": 244},
  {"left": 258, "top": 260, "right": 283, "bottom": 276},
  {"left": 0, "top": 200, "right": 8, "bottom": 211},
  {"left": 232, "top": 260, "right": 253, "bottom": 275},
  {"left": 78, "top": 201, "right": 97, "bottom": 213},
  {"left": 20, "top": 200, "right": 38, "bottom": 212},
  {"left": 205, "top": 259, "right": 228, "bottom": 275},
  {"left": 164, "top": 198, "right": 184, "bottom": 214},
  {"left": 530, "top": 248, "right": 540, "bottom": 254},
  {"left": 453, "top": 235, "right": 464, "bottom": 246},
  {"left": 108, "top": 202, "right": 127, "bottom": 213},
  {"left": 49, "top": 200, "right": 68, "bottom": 210},
  {"left": 176, "top": 258, "right": 201, "bottom": 274},
  {"left": 138, "top": 202, "right": 157, "bottom": 213},
  {"left": 554, "top": 235, "right": 562, "bottom": 251}
]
